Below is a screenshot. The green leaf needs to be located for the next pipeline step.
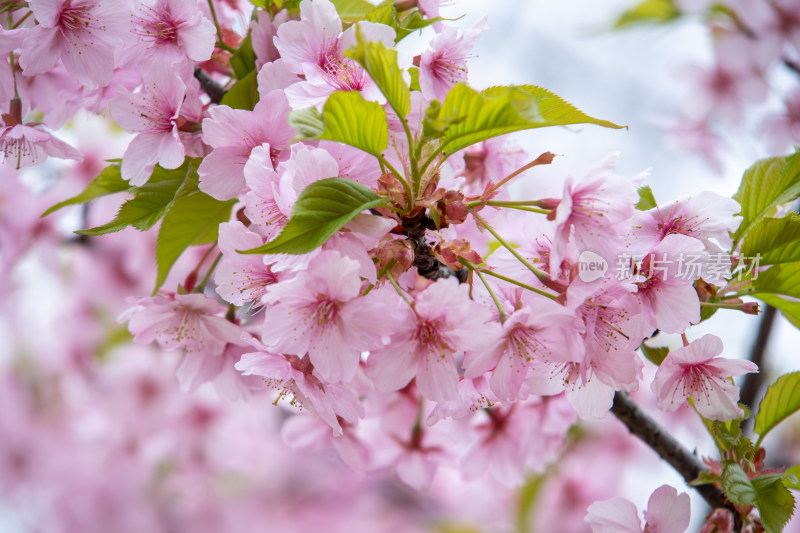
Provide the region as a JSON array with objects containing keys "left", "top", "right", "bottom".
[
  {"left": 77, "top": 160, "right": 199, "bottom": 236},
  {"left": 347, "top": 27, "right": 410, "bottom": 118},
  {"left": 155, "top": 192, "right": 235, "bottom": 292},
  {"left": 292, "top": 91, "right": 388, "bottom": 156},
  {"left": 42, "top": 163, "right": 128, "bottom": 216},
  {"left": 438, "top": 84, "right": 625, "bottom": 157},
  {"left": 751, "top": 475, "right": 796, "bottom": 533},
  {"left": 742, "top": 214, "right": 800, "bottom": 264},
  {"left": 613, "top": 0, "right": 681, "bottom": 29},
  {"left": 722, "top": 463, "right": 757, "bottom": 506},
  {"left": 332, "top": 0, "right": 377, "bottom": 24},
  {"left": 409, "top": 66, "right": 421, "bottom": 92},
  {"left": 755, "top": 371, "right": 800, "bottom": 444},
  {"left": 784, "top": 465, "right": 800, "bottom": 490},
  {"left": 240, "top": 177, "right": 387, "bottom": 255},
  {"left": 635, "top": 185, "right": 658, "bottom": 210},
  {"left": 220, "top": 70, "right": 259, "bottom": 110},
  {"left": 722, "top": 465, "right": 796, "bottom": 533},
  {"left": 365, "top": 3, "right": 442, "bottom": 42},
  {"left": 639, "top": 341, "right": 669, "bottom": 365},
  {"left": 230, "top": 33, "right": 257, "bottom": 79},
  {"left": 733, "top": 151, "right": 800, "bottom": 245},
  {"left": 754, "top": 263, "right": 800, "bottom": 298}
]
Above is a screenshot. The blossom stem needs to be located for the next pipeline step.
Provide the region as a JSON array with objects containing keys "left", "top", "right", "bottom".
[
  {"left": 10, "top": 9, "right": 30, "bottom": 28},
  {"left": 206, "top": 0, "right": 233, "bottom": 53},
  {"left": 385, "top": 270, "right": 411, "bottom": 305},
  {"left": 377, "top": 155, "right": 413, "bottom": 211},
  {"left": 482, "top": 152, "right": 556, "bottom": 199},
  {"left": 196, "top": 252, "right": 223, "bottom": 293},
  {"left": 610, "top": 391, "right": 739, "bottom": 522},
  {"left": 479, "top": 202, "right": 551, "bottom": 215},
  {"left": 470, "top": 210, "right": 551, "bottom": 285},
  {"left": 473, "top": 267, "right": 509, "bottom": 322},
  {"left": 457, "top": 257, "right": 557, "bottom": 301}
]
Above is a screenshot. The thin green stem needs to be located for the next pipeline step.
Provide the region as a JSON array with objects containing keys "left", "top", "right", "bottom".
[
  {"left": 471, "top": 210, "right": 550, "bottom": 284},
  {"left": 699, "top": 301, "right": 752, "bottom": 311},
  {"left": 473, "top": 268, "right": 509, "bottom": 322},
  {"left": 386, "top": 270, "right": 411, "bottom": 305},
  {"left": 11, "top": 9, "right": 30, "bottom": 28},
  {"left": 196, "top": 252, "right": 223, "bottom": 292},
  {"left": 458, "top": 258, "right": 557, "bottom": 301},
  {"left": 481, "top": 203, "right": 550, "bottom": 215},
  {"left": 206, "top": 0, "right": 234, "bottom": 53}
]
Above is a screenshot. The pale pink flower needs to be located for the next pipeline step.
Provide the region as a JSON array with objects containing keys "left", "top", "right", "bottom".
[
  {"left": 108, "top": 65, "right": 188, "bottom": 185},
  {"left": 461, "top": 397, "right": 576, "bottom": 486},
  {"left": 274, "top": 0, "right": 395, "bottom": 109},
  {"left": 550, "top": 154, "right": 639, "bottom": 273},
  {"left": 214, "top": 221, "right": 280, "bottom": 307},
  {"left": 585, "top": 484, "right": 691, "bottom": 533},
  {"left": 121, "top": 292, "right": 243, "bottom": 355},
  {"left": 634, "top": 234, "right": 704, "bottom": 334},
  {"left": 632, "top": 191, "right": 741, "bottom": 254},
  {"left": 20, "top": 0, "right": 128, "bottom": 88},
  {"left": 235, "top": 347, "right": 364, "bottom": 436},
  {"left": 0, "top": 122, "right": 82, "bottom": 168},
  {"left": 0, "top": 28, "right": 27, "bottom": 105},
  {"left": 243, "top": 143, "right": 292, "bottom": 239},
  {"left": 260, "top": 250, "right": 395, "bottom": 383},
  {"left": 419, "top": 18, "right": 487, "bottom": 101},
  {"left": 530, "top": 281, "right": 649, "bottom": 418},
  {"left": 250, "top": 8, "right": 289, "bottom": 69},
  {"left": 463, "top": 297, "right": 585, "bottom": 401},
  {"left": 762, "top": 88, "right": 800, "bottom": 154},
  {"left": 198, "top": 90, "right": 295, "bottom": 200},
  {"left": 652, "top": 334, "right": 758, "bottom": 420},
  {"left": 126, "top": 0, "right": 216, "bottom": 67},
  {"left": 366, "top": 277, "right": 501, "bottom": 404}
]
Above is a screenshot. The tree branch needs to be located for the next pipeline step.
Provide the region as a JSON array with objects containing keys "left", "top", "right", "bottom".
[
  {"left": 611, "top": 391, "right": 740, "bottom": 526},
  {"left": 193, "top": 67, "right": 226, "bottom": 104},
  {"left": 740, "top": 305, "right": 776, "bottom": 411}
]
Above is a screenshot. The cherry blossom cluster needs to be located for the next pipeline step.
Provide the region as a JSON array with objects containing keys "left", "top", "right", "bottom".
[
  {"left": 2, "top": 0, "right": 792, "bottom": 531},
  {"left": 657, "top": 0, "right": 800, "bottom": 168}
]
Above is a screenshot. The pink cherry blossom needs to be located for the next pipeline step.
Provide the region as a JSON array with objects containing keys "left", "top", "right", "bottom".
[
  {"left": 530, "top": 281, "right": 649, "bottom": 418},
  {"left": 463, "top": 297, "right": 585, "bottom": 402},
  {"left": 632, "top": 191, "right": 741, "bottom": 254},
  {"left": 366, "top": 277, "right": 500, "bottom": 403},
  {"left": 652, "top": 334, "right": 758, "bottom": 420},
  {"left": 274, "top": 0, "right": 396, "bottom": 109},
  {"left": 550, "top": 154, "right": 639, "bottom": 272},
  {"left": 0, "top": 121, "right": 82, "bottom": 168},
  {"left": 250, "top": 8, "right": 289, "bottom": 69},
  {"left": 214, "top": 221, "right": 280, "bottom": 307},
  {"left": 634, "top": 234, "right": 705, "bottom": 334},
  {"left": 20, "top": 0, "right": 128, "bottom": 88},
  {"left": 127, "top": 0, "right": 216, "bottom": 67},
  {"left": 419, "top": 18, "right": 487, "bottom": 101},
  {"left": 198, "top": 91, "right": 295, "bottom": 200},
  {"left": 108, "top": 65, "right": 189, "bottom": 185},
  {"left": 585, "top": 484, "right": 691, "bottom": 533},
  {"left": 259, "top": 250, "right": 395, "bottom": 383},
  {"left": 235, "top": 347, "right": 364, "bottom": 437},
  {"left": 0, "top": 28, "right": 27, "bottom": 105},
  {"left": 121, "top": 292, "right": 243, "bottom": 355}
]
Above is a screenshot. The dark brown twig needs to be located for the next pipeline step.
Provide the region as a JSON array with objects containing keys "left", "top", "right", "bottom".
[
  {"left": 193, "top": 67, "right": 226, "bottom": 104},
  {"left": 611, "top": 392, "right": 740, "bottom": 527},
  {"left": 740, "top": 305, "right": 777, "bottom": 412}
]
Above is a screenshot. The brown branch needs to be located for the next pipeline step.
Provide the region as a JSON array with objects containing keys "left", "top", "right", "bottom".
[
  {"left": 611, "top": 392, "right": 740, "bottom": 528},
  {"left": 193, "top": 67, "right": 226, "bottom": 104},
  {"left": 740, "top": 305, "right": 777, "bottom": 411}
]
